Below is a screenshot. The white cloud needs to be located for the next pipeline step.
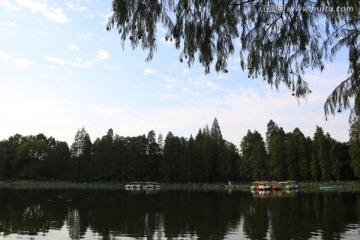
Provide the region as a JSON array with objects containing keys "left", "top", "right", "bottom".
[
  {"left": 0, "top": 51, "right": 11, "bottom": 60},
  {"left": 13, "top": 58, "right": 34, "bottom": 69},
  {"left": 45, "top": 56, "right": 65, "bottom": 65},
  {"left": 187, "top": 77, "right": 221, "bottom": 91},
  {"left": 0, "top": 21, "right": 18, "bottom": 28},
  {"left": 0, "top": 51, "right": 34, "bottom": 69},
  {"left": 78, "top": 33, "right": 92, "bottom": 40},
  {"left": 16, "top": 0, "right": 69, "bottom": 23},
  {"left": 67, "top": 58, "right": 93, "bottom": 68},
  {"left": 66, "top": 1, "right": 87, "bottom": 12},
  {"left": 68, "top": 43, "right": 80, "bottom": 51},
  {"left": 105, "top": 64, "right": 119, "bottom": 71},
  {"left": 97, "top": 50, "right": 109, "bottom": 60},
  {"left": 86, "top": 14, "right": 95, "bottom": 19},
  {"left": 144, "top": 68, "right": 157, "bottom": 75},
  {"left": 36, "top": 30, "right": 48, "bottom": 36},
  {"left": 0, "top": 0, "right": 20, "bottom": 10}
]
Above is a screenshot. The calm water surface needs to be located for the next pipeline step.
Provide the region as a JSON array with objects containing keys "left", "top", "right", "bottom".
[{"left": 0, "top": 189, "right": 359, "bottom": 240}]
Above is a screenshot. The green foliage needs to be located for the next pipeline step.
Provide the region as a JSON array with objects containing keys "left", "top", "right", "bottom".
[
  {"left": 330, "top": 142, "right": 352, "bottom": 180},
  {"left": 91, "top": 129, "right": 118, "bottom": 181},
  {"left": 269, "top": 134, "right": 287, "bottom": 180},
  {"left": 108, "top": 0, "right": 360, "bottom": 119},
  {"left": 251, "top": 140, "right": 268, "bottom": 180},
  {"left": 298, "top": 136, "right": 312, "bottom": 180},
  {"left": 70, "top": 127, "right": 92, "bottom": 181},
  {"left": 285, "top": 132, "right": 299, "bottom": 180},
  {"left": 266, "top": 121, "right": 286, "bottom": 180},
  {"left": 239, "top": 130, "right": 267, "bottom": 180},
  {"left": 0, "top": 117, "right": 356, "bottom": 182},
  {"left": 218, "top": 142, "right": 239, "bottom": 181},
  {"left": 0, "top": 141, "right": 8, "bottom": 179},
  {"left": 311, "top": 126, "right": 324, "bottom": 180},
  {"left": 318, "top": 133, "right": 332, "bottom": 181},
  {"left": 9, "top": 134, "right": 70, "bottom": 180},
  {"left": 350, "top": 119, "right": 360, "bottom": 177},
  {"left": 162, "top": 132, "right": 181, "bottom": 182}
]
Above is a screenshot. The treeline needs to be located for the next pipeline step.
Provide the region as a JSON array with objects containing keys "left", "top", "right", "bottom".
[
  {"left": 0, "top": 118, "right": 359, "bottom": 182},
  {"left": 240, "top": 120, "right": 352, "bottom": 181}
]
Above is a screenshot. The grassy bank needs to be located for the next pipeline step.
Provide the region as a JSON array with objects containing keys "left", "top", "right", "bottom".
[
  {"left": 0, "top": 181, "right": 232, "bottom": 191},
  {"left": 0, "top": 180, "right": 359, "bottom": 191},
  {"left": 0, "top": 180, "right": 126, "bottom": 190}
]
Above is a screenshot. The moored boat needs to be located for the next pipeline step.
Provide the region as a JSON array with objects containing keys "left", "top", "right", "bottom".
[
  {"left": 251, "top": 181, "right": 298, "bottom": 192},
  {"left": 280, "top": 181, "right": 299, "bottom": 191},
  {"left": 125, "top": 182, "right": 161, "bottom": 191},
  {"left": 251, "top": 181, "right": 272, "bottom": 192}
]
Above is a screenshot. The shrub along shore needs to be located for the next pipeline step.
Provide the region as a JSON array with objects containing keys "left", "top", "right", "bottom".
[{"left": 0, "top": 180, "right": 360, "bottom": 192}]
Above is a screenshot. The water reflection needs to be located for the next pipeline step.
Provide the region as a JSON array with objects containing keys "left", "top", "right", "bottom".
[{"left": 0, "top": 189, "right": 359, "bottom": 240}]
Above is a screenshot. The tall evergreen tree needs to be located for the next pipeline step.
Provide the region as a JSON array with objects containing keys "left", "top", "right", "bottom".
[
  {"left": 239, "top": 130, "right": 266, "bottom": 180},
  {"left": 285, "top": 132, "right": 299, "bottom": 181},
  {"left": 186, "top": 135, "right": 196, "bottom": 182},
  {"left": 350, "top": 119, "right": 360, "bottom": 178},
  {"left": 251, "top": 140, "right": 268, "bottom": 181},
  {"left": 318, "top": 133, "right": 332, "bottom": 181},
  {"left": 210, "top": 117, "right": 225, "bottom": 181},
  {"left": 178, "top": 137, "right": 190, "bottom": 183},
  {"left": 218, "top": 141, "right": 239, "bottom": 182},
  {"left": 266, "top": 120, "right": 279, "bottom": 152},
  {"left": 70, "top": 127, "right": 92, "bottom": 182},
  {"left": 266, "top": 121, "right": 287, "bottom": 180},
  {"left": 113, "top": 135, "right": 126, "bottom": 181},
  {"left": 91, "top": 129, "right": 117, "bottom": 181},
  {"left": 124, "top": 135, "right": 148, "bottom": 181},
  {"left": 239, "top": 130, "right": 254, "bottom": 180},
  {"left": 268, "top": 132, "right": 287, "bottom": 180},
  {"left": 330, "top": 141, "right": 351, "bottom": 180},
  {"left": 311, "top": 126, "right": 323, "bottom": 180},
  {"left": 202, "top": 134, "right": 216, "bottom": 182},
  {"left": 147, "top": 130, "right": 161, "bottom": 181},
  {"left": 211, "top": 117, "right": 223, "bottom": 141},
  {"left": 193, "top": 130, "right": 205, "bottom": 182},
  {"left": 162, "top": 132, "right": 182, "bottom": 182},
  {"left": 298, "top": 135, "right": 312, "bottom": 181},
  {"left": 51, "top": 141, "right": 71, "bottom": 180}
]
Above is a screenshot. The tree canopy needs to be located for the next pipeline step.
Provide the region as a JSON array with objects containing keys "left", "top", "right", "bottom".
[
  {"left": 107, "top": 0, "right": 360, "bottom": 120},
  {"left": 0, "top": 119, "right": 356, "bottom": 182}
]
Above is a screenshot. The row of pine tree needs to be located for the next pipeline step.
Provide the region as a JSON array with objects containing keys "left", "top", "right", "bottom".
[{"left": 0, "top": 118, "right": 359, "bottom": 182}]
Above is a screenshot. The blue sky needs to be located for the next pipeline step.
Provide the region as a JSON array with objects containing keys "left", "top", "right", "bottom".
[{"left": 0, "top": 0, "right": 351, "bottom": 146}]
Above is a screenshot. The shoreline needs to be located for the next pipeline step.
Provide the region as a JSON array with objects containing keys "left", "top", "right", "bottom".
[{"left": 0, "top": 180, "right": 360, "bottom": 192}]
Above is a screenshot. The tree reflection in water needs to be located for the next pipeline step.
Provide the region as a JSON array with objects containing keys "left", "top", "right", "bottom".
[{"left": 0, "top": 189, "right": 359, "bottom": 240}]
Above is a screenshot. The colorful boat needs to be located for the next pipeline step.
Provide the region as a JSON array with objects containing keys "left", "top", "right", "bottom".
[
  {"left": 251, "top": 181, "right": 272, "bottom": 192},
  {"left": 279, "top": 181, "right": 298, "bottom": 191},
  {"left": 272, "top": 182, "right": 282, "bottom": 191},
  {"left": 251, "top": 181, "right": 298, "bottom": 192},
  {"left": 125, "top": 182, "right": 161, "bottom": 191}
]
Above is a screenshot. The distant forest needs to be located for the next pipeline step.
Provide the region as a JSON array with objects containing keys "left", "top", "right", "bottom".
[{"left": 0, "top": 118, "right": 359, "bottom": 182}]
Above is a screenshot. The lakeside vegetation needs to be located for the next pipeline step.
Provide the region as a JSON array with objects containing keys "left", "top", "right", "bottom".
[
  {"left": 0, "top": 118, "right": 360, "bottom": 184},
  {"left": 1, "top": 180, "right": 360, "bottom": 192}
]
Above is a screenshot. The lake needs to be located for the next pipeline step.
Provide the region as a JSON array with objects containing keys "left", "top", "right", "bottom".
[{"left": 0, "top": 189, "right": 359, "bottom": 240}]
